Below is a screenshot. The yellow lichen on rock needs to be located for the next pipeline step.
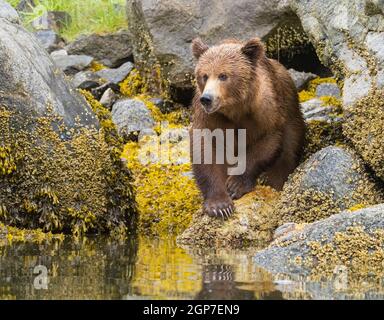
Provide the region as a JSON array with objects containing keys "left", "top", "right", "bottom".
[
  {"left": 299, "top": 77, "right": 338, "bottom": 102},
  {"left": 88, "top": 61, "right": 107, "bottom": 72},
  {"left": 121, "top": 139, "right": 201, "bottom": 236},
  {"left": 120, "top": 69, "right": 149, "bottom": 97}
]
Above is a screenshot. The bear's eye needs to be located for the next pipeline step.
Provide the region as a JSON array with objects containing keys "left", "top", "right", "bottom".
[
  {"left": 218, "top": 73, "right": 228, "bottom": 81},
  {"left": 202, "top": 74, "right": 208, "bottom": 82}
]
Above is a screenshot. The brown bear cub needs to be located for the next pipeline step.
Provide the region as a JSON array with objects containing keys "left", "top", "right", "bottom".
[{"left": 190, "top": 37, "right": 305, "bottom": 219}]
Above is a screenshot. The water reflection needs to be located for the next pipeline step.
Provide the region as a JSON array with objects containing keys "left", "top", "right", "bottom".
[{"left": 0, "top": 235, "right": 383, "bottom": 300}]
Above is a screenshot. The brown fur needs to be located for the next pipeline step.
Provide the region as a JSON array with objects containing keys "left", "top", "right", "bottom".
[{"left": 190, "top": 37, "right": 305, "bottom": 218}]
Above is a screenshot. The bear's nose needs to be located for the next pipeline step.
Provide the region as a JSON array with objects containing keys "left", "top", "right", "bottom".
[{"left": 200, "top": 94, "right": 213, "bottom": 107}]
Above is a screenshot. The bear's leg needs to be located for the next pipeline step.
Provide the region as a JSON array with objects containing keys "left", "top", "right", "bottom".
[
  {"left": 263, "top": 147, "right": 298, "bottom": 191},
  {"left": 193, "top": 162, "right": 234, "bottom": 219},
  {"left": 226, "top": 132, "right": 283, "bottom": 199}
]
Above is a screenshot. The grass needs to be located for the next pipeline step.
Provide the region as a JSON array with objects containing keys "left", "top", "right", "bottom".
[{"left": 7, "top": 0, "right": 127, "bottom": 41}]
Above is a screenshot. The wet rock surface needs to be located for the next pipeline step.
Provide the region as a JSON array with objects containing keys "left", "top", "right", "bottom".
[
  {"left": 315, "top": 83, "right": 341, "bottom": 98},
  {"left": 0, "top": 15, "right": 96, "bottom": 127}
]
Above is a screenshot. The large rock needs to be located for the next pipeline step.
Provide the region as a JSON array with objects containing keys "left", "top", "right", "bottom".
[
  {"left": 0, "top": 16, "right": 95, "bottom": 127},
  {"left": 254, "top": 204, "right": 384, "bottom": 280},
  {"left": 274, "top": 146, "right": 383, "bottom": 225},
  {"left": 290, "top": 0, "right": 384, "bottom": 107},
  {"left": 65, "top": 30, "right": 133, "bottom": 68},
  {"left": 126, "top": 0, "right": 294, "bottom": 100},
  {"left": 0, "top": 9, "right": 136, "bottom": 234}
]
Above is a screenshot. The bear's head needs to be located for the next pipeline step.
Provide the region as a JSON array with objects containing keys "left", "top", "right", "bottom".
[{"left": 192, "top": 37, "right": 265, "bottom": 116}]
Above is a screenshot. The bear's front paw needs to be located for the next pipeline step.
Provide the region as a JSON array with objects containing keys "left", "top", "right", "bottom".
[
  {"left": 203, "top": 196, "right": 234, "bottom": 220},
  {"left": 226, "top": 175, "right": 254, "bottom": 200}
]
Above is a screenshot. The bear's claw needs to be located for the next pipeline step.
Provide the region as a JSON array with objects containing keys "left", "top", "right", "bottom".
[{"left": 204, "top": 198, "right": 235, "bottom": 220}]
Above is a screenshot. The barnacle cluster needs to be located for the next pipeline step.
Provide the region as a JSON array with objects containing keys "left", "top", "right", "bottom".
[
  {"left": 343, "top": 89, "right": 384, "bottom": 180},
  {"left": 306, "top": 226, "right": 384, "bottom": 285}
]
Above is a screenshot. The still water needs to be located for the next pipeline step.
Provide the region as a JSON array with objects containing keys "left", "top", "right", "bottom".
[{"left": 0, "top": 235, "right": 382, "bottom": 300}]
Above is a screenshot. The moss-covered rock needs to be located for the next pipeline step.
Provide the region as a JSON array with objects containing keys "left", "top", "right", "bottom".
[
  {"left": 274, "top": 146, "right": 383, "bottom": 225},
  {"left": 177, "top": 187, "right": 280, "bottom": 248},
  {"left": 343, "top": 89, "right": 384, "bottom": 181},
  {"left": 0, "top": 15, "right": 136, "bottom": 236}
]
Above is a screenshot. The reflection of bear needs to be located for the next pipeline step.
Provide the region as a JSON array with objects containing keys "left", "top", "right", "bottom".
[{"left": 190, "top": 38, "right": 305, "bottom": 218}]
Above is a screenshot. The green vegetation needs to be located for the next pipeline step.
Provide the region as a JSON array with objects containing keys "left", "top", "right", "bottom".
[{"left": 8, "top": 0, "right": 127, "bottom": 40}]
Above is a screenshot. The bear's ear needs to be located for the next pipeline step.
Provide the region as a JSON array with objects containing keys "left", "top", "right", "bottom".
[
  {"left": 192, "top": 38, "right": 209, "bottom": 59},
  {"left": 241, "top": 38, "right": 265, "bottom": 64}
]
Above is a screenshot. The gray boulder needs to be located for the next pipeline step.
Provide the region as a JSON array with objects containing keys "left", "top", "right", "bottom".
[
  {"left": 65, "top": 30, "right": 133, "bottom": 68},
  {"left": 52, "top": 54, "right": 94, "bottom": 74},
  {"left": 316, "top": 82, "right": 341, "bottom": 98},
  {"left": 71, "top": 71, "right": 101, "bottom": 90},
  {"left": 290, "top": 0, "right": 384, "bottom": 107},
  {"left": 254, "top": 204, "right": 384, "bottom": 276},
  {"left": 126, "top": 0, "right": 293, "bottom": 97},
  {"left": 96, "top": 61, "right": 134, "bottom": 84},
  {"left": 34, "top": 29, "right": 65, "bottom": 53},
  {"left": 0, "top": 0, "right": 20, "bottom": 24},
  {"left": 274, "top": 146, "right": 383, "bottom": 224},
  {"left": 111, "top": 98, "right": 155, "bottom": 137},
  {"left": 0, "top": 16, "right": 96, "bottom": 127},
  {"left": 288, "top": 69, "right": 317, "bottom": 91}
]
